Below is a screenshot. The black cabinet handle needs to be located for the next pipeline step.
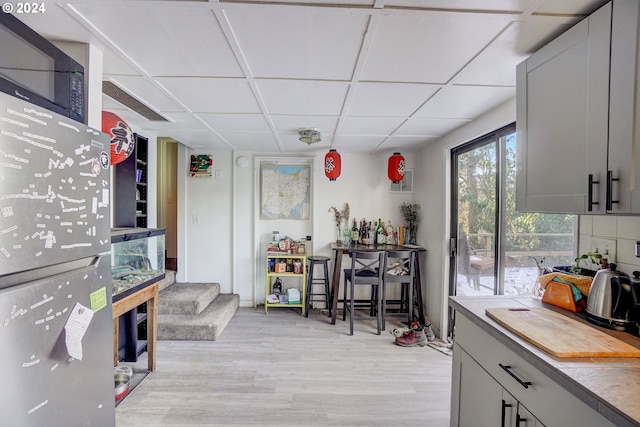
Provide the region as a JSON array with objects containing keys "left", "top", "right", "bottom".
[
  {"left": 499, "top": 363, "right": 532, "bottom": 389},
  {"left": 501, "top": 399, "right": 512, "bottom": 427},
  {"left": 606, "top": 170, "right": 619, "bottom": 211},
  {"left": 516, "top": 413, "right": 527, "bottom": 426},
  {"left": 588, "top": 174, "right": 599, "bottom": 211}
]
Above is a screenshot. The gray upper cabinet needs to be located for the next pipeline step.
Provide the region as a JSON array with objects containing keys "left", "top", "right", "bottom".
[
  {"left": 609, "top": 0, "right": 640, "bottom": 213},
  {"left": 516, "top": 0, "right": 640, "bottom": 215}
]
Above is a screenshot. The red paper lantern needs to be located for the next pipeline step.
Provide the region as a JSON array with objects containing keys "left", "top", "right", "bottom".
[
  {"left": 388, "top": 152, "right": 405, "bottom": 183},
  {"left": 324, "top": 149, "right": 341, "bottom": 181},
  {"left": 102, "top": 111, "right": 135, "bottom": 165}
]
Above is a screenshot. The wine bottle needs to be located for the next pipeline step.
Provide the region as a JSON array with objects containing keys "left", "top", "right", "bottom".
[
  {"left": 362, "top": 220, "right": 369, "bottom": 245},
  {"left": 373, "top": 220, "right": 378, "bottom": 245},
  {"left": 376, "top": 218, "right": 385, "bottom": 245},
  {"left": 351, "top": 218, "right": 360, "bottom": 244}
]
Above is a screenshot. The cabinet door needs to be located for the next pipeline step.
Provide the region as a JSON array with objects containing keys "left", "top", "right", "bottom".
[
  {"left": 455, "top": 347, "right": 503, "bottom": 426},
  {"left": 608, "top": 0, "right": 640, "bottom": 213},
  {"left": 516, "top": 3, "right": 611, "bottom": 214},
  {"left": 502, "top": 390, "right": 546, "bottom": 427}
]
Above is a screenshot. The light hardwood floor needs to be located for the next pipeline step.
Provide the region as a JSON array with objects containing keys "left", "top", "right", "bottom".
[{"left": 116, "top": 307, "right": 452, "bottom": 426}]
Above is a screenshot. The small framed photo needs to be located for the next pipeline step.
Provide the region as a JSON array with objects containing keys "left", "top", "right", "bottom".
[
  {"left": 390, "top": 169, "right": 413, "bottom": 193},
  {"left": 190, "top": 154, "right": 213, "bottom": 178}
]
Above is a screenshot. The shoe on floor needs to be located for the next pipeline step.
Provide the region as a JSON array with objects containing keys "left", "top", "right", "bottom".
[
  {"left": 395, "top": 328, "right": 427, "bottom": 347},
  {"left": 424, "top": 323, "right": 436, "bottom": 342}
]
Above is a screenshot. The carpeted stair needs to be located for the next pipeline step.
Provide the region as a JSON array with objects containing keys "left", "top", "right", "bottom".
[{"left": 157, "top": 281, "right": 239, "bottom": 341}]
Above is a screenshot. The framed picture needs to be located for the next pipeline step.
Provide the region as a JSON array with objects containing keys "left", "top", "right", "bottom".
[
  {"left": 190, "top": 154, "right": 213, "bottom": 177},
  {"left": 390, "top": 169, "right": 413, "bottom": 193},
  {"left": 260, "top": 163, "right": 311, "bottom": 219}
]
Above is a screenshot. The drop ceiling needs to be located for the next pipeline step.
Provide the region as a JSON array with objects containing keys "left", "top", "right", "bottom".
[{"left": 16, "top": 0, "right": 608, "bottom": 153}]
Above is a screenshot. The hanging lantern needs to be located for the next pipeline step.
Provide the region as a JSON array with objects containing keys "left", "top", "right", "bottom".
[
  {"left": 102, "top": 111, "right": 135, "bottom": 165},
  {"left": 388, "top": 152, "right": 405, "bottom": 183},
  {"left": 324, "top": 149, "right": 341, "bottom": 181}
]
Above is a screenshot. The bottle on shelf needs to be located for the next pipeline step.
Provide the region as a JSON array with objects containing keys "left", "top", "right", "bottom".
[
  {"left": 376, "top": 218, "right": 386, "bottom": 245},
  {"left": 372, "top": 220, "right": 378, "bottom": 245},
  {"left": 351, "top": 218, "right": 360, "bottom": 244},
  {"left": 386, "top": 220, "right": 395, "bottom": 245}
]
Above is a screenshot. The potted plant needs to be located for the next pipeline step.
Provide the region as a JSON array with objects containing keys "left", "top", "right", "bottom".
[{"left": 399, "top": 202, "right": 421, "bottom": 245}]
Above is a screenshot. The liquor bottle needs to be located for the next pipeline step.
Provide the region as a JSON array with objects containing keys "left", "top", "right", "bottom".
[
  {"left": 360, "top": 221, "right": 368, "bottom": 245},
  {"left": 385, "top": 220, "right": 395, "bottom": 244},
  {"left": 351, "top": 218, "right": 360, "bottom": 244},
  {"left": 376, "top": 218, "right": 386, "bottom": 245},
  {"left": 372, "top": 220, "right": 378, "bottom": 245}
]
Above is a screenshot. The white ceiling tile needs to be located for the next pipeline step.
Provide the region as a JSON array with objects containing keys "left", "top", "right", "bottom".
[
  {"left": 395, "top": 117, "right": 472, "bottom": 136},
  {"left": 339, "top": 117, "right": 407, "bottom": 135},
  {"left": 382, "top": 135, "right": 438, "bottom": 150},
  {"left": 347, "top": 83, "right": 440, "bottom": 116},
  {"left": 361, "top": 14, "right": 509, "bottom": 83},
  {"left": 384, "top": 0, "right": 531, "bottom": 12},
  {"left": 165, "top": 129, "right": 232, "bottom": 151},
  {"left": 105, "top": 76, "right": 185, "bottom": 112},
  {"left": 226, "top": 8, "right": 369, "bottom": 80},
  {"left": 198, "top": 114, "right": 271, "bottom": 133},
  {"left": 270, "top": 115, "right": 339, "bottom": 136},
  {"left": 102, "top": 49, "right": 142, "bottom": 76},
  {"left": 140, "top": 112, "right": 208, "bottom": 132},
  {"left": 71, "top": 4, "right": 244, "bottom": 77},
  {"left": 156, "top": 78, "right": 261, "bottom": 113},
  {"left": 332, "top": 135, "right": 388, "bottom": 153},
  {"left": 278, "top": 134, "right": 334, "bottom": 153},
  {"left": 217, "top": 132, "right": 280, "bottom": 152},
  {"left": 414, "top": 85, "right": 515, "bottom": 119},
  {"left": 257, "top": 80, "right": 349, "bottom": 116}
]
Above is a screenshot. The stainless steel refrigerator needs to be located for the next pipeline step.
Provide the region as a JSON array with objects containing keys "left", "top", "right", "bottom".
[{"left": 0, "top": 92, "right": 115, "bottom": 426}]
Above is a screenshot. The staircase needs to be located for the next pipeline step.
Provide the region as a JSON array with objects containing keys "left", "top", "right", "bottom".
[{"left": 157, "top": 279, "right": 239, "bottom": 341}]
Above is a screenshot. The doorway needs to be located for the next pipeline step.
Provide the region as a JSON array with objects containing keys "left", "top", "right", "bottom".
[
  {"left": 448, "top": 123, "right": 577, "bottom": 334},
  {"left": 158, "top": 138, "right": 178, "bottom": 271}
]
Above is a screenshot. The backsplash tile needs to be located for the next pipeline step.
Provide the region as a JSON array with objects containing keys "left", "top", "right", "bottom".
[
  {"left": 580, "top": 215, "right": 640, "bottom": 276},
  {"left": 592, "top": 215, "right": 618, "bottom": 237}
]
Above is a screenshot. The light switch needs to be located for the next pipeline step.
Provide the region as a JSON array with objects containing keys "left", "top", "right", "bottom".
[{"left": 215, "top": 170, "right": 223, "bottom": 180}]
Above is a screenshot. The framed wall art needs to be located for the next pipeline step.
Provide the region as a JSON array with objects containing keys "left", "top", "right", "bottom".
[{"left": 189, "top": 154, "right": 213, "bottom": 178}]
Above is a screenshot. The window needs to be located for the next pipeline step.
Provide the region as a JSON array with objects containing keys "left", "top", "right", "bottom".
[{"left": 450, "top": 124, "right": 576, "bottom": 299}]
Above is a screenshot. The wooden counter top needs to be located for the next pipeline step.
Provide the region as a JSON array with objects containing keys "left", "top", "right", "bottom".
[{"left": 449, "top": 296, "right": 640, "bottom": 427}]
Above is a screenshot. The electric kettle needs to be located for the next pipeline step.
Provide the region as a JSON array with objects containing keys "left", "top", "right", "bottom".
[{"left": 586, "top": 264, "right": 638, "bottom": 329}]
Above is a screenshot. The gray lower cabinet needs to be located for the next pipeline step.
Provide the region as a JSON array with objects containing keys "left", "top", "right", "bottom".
[
  {"left": 450, "top": 314, "right": 616, "bottom": 427},
  {"left": 454, "top": 345, "right": 544, "bottom": 426}
]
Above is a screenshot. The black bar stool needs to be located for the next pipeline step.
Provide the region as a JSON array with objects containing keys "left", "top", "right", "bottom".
[{"left": 305, "top": 256, "right": 332, "bottom": 317}]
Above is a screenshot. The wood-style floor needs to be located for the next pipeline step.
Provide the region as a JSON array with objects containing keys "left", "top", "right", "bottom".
[{"left": 116, "top": 307, "right": 452, "bottom": 426}]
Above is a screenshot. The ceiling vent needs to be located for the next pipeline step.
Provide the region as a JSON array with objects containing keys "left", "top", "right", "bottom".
[{"left": 102, "top": 81, "right": 168, "bottom": 122}]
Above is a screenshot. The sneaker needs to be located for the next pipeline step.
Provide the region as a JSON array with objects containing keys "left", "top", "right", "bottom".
[
  {"left": 424, "top": 323, "right": 436, "bottom": 342},
  {"left": 395, "top": 328, "right": 427, "bottom": 347}
]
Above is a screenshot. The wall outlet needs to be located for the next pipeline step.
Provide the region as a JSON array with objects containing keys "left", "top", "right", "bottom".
[{"left": 590, "top": 237, "right": 617, "bottom": 267}]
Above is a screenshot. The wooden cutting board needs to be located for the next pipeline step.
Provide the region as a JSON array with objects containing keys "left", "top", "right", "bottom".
[{"left": 485, "top": 307, "right": 640, "bottom": 358}]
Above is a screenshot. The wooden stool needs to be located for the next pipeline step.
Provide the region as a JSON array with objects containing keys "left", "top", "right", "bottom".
[{"left": 305, "top": 256, "right": 332, "bottom": 317}]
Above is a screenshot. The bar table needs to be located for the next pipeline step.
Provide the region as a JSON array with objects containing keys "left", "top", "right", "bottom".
[{"left": 329, "top": 243, "right": 426, "bottom": 325}]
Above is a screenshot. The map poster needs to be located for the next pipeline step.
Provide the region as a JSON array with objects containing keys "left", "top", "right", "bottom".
[{"left": 260, "top": 163, "right": 311, "bottom": 220}]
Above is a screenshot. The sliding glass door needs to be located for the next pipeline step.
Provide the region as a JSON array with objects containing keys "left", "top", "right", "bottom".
[{"left": 449, "top": 124, "right": 576, "bottom": 303}]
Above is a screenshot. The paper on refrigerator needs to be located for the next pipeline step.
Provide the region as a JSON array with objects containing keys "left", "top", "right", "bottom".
[{"left": 64, "top": 302, "right": 94, "bottom": 360}]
